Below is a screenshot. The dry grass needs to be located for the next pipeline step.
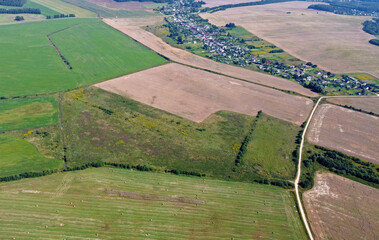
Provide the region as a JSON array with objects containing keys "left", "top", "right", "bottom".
[
  {"left": 307, "top": 104, "right": 379, "bottom": 164},
  {"left": 95, "top": 63, "right": 313, "bottom": 124},
  {"left": 201, "top": 1, "right": 379, "bottom": 78},
  {"left": 327, "top": 97, "right": 379, "bottom": 115},
  {"left": 304, "top": 172, "right": 379, "bottom": 240},
  {"left": 103, "top": 18, "right": 318, "bottom": 97}
]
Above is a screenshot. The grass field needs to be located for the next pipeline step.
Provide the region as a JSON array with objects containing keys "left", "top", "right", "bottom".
[
  {"left": 0, "top": 134, "right": 63, "bottom": 177},
  {"left": 31, "top": 0, "right": 96, "bottom": 17},
  {"left": 2, "top": 0, "right": 62, "bottom": 16},
  {"left": 0, "top": 167, "right": 307, "bottom": 239},
  {"left": 0, "top": 13, "right": 45, "bottom": 24},
  {"left": 243, "top": 113, "right": 300, "bottom": 180},
  {"left": 0, "top": 96, "right": 58, "bottom": 131},
  {"left": 61, "top": 0, "right": 158, "bottom": 17},
  {"left": 0, "top": 18, "right": 166, "bottom": 97}
]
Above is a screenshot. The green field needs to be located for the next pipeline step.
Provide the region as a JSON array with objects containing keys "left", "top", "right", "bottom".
[
  {"left": 60, "top": 0, "right": 159, "bottom": 18},
  {"left": 31, "top": 0, "right": 96, "bottom": 17},
  {"left": 0, "top": 96, "right": 58, "bottom": 131},
  {"left": 0, "top": 18, "right": 166, "bottom": 97},
  {"left": 1, "top": 0, "right": 61, "bottom": 16},
  {"left": 0, "top": 167, "right": 307, "bottom": 239},
  {"left": 242, "top": 113, "right": 300, "bottom": 180},
  {"left": 0, "top": 134, "right": 63, "bottom": 177},
  {"left": 60, "top": 87, "right": 255, "bottom": 182}
]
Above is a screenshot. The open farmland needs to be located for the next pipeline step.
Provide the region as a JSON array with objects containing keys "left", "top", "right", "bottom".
[
  {"left": 0, "top": 167, "right": 307, "bottom": 239},
  {"left": 0, "top": 13, "right": 45, "bottom": 24},
  {"left": 327, "top": 97, "right": 379, "bottom": 115},
  {"left": 103, "top": 18, "right": 318, "bottom": 97},
  {"left": 0, "top": 96, "right": 58, "bottom": 131},
  {"left": 201, "top": 1, "right": 379, "bottom": 78},
  {"left": 96, "top": 63, "right": 313, "bottom": 124},
  {"left": 31, "top": 0, "right": 96, "bottom": 17},
  {"left": 0, "top": 134, "right": 63, "bottom": 178},
  {"left": 307, "top": 104, "right": 379, "bottom": 164},
  {"left": 0, "top": 18, "right": 165, "bottom": 97},
  {"left": 304, "top": 172, "right": 379, "bottom": 240},
  {"left": 60, "top": 0, "right": 159, "bottom": 17},
  {"left": 243, "top": 113, "right": 300, "bottom": 179},
  {"left": 202, "top": 0, "right": 258, "bottom": 8}
]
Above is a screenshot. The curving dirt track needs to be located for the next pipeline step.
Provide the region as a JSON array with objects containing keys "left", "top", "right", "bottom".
[
  {"left": 95, "top": 63, "right": 313, "bottom": 124},
  {"left": 103, "top": 18, "right": 318, "bottom": 97},
  {"left": 307, "top": 104, "right": 379, "bottom": 164},
  {"left": 304, "top": 172, "right": 379, "bottom": 240}
]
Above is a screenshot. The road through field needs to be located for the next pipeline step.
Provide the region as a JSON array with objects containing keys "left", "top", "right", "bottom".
[{"left": 296, "top": 97, "right": 322, "bottom": 240}]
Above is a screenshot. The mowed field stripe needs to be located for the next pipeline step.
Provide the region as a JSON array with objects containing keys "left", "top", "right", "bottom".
[{"left": 0, "top": 168, "right": 307, "bottom": 239}]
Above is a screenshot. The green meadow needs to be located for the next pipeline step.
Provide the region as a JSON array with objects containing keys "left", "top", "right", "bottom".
[
  {"left": 0, "top": 134, "right": 63, "bottom": 177},
  {"left": 0, "top": 18, "right": 166, "bottom": 97},
  {"left": 0, "top": 96, "right": 58, "bottom": 131},
  {"left": 0, "top": 167, "right": 307, "bottom": 239}
]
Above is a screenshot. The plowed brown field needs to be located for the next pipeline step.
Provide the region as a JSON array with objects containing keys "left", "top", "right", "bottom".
[
  {"left": 103, "top": 18, "right": 318, "bottom": 97},
  {"left": 304, "top": 172, "right": 379, "bottom": 240},
  {"left": 327, "top": 97, "right": 379, "bottom": 115},
  {"left": 95, "top": 63, "right": 313, "bottom": 124},
  {"left": 307, "top": 104, "right": 379, "bottom": 164}
]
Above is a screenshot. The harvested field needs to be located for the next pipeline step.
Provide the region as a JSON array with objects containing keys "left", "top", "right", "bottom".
[
  {"left": 0, "top": 167, "right": 308, "bottom": 239},
  {"left": 84, "top": 0, "right": 157, "bottom": 11},
  {"left": 307, "top": 104, "right": 379, "bottom": 164},
  {"left": 327, "top": 97, "right": 379, "bottom": 115},
  {"left": 304, "top": 172, "right": 379, "bottom": 240},
  {"left": 103, "top": 18, "right": 318, "bottom": 97},
  {"left": 203, "top": 0, "right": 258, "bottom": 8},
  {"left": 95, "top": 63, "right": 313, "bottom": 124},
  {"left": 201, "top": 1, "right": 379, "bottom": 78}
]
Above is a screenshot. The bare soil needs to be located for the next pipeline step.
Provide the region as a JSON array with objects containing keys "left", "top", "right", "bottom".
[
  {"left": 304, "top": 172, "right": 379, "bottom": 240},
  {"left": 103, "top": 18, "right": 318, "bottom": 97},
  {"left": 95, "top": 63, "right": 313, "bottom": 124},
  {"left": 307, "top": 104, "right": 379, "bottom": 164},
  {"left": 327, "top": 97, "right": 379, "bottom": 115},
  {"left": 201, "top": 1, "right": 379, "bottom": 78},
  {"left": 108, "top": 189, "right": 204, "bottom": 204}
]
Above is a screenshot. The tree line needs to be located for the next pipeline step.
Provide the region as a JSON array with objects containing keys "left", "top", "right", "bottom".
[
  {"left": 0, "top": 8, "right": 40, "bottom": 14},
  {"left": 46, "top": 13, "right": 75, "bottom": 19},
  {"left": 308, "top": 1, "right": 379, "bottom": 16},
  {"left": 201, "top": 0, "right": 302, "bottom": 13},
  {"left": 0, "top": 0, "right": 25, "bottom": 7}
]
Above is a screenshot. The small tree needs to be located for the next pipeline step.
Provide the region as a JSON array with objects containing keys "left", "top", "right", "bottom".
[{"left": 14, "top": 16, "right": 24, "bottom": 21}]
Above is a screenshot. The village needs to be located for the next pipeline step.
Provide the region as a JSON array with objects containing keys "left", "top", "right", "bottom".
[{"left": 157, "top": 0, "right": 379, "bottom": 95}]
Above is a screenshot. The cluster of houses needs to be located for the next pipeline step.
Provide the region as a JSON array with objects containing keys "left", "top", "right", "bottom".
[
  {"left": 161, "top": 0, "right": 253, "bottom": 66},
  {"left": 158, "top": 0, "right": 378, "bottom": 95}
]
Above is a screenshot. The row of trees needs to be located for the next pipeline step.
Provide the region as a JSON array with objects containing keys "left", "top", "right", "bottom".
[
  {"left": 0, "top": 0, "right": 25, "bottom": 7},
  {"left": 0, "top": 8, "right": 40, "bottom": 14},
  {"left": 234, "top": 111, "right": 262, "bottom": 166},
  {"left": 46, "top": 13, "right": 75, "bottom": 19},
  {"left": 14, "top": 15, "right": 24, "bottom": 21},
  {"left": 201, "top": 0, "right": 300, "bottom": 13},
  {"left": 308, "top": 1, "right": 379, "bottom": 16}
]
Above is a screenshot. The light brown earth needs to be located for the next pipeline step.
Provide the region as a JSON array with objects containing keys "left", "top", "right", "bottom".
[
  {"left": 95, "top": 63, "right": 313, "bottom": 124},
  {"left": 202, "top": 0, "right": 258, "bottom": 8},
  {"left": 201, "top": 1, "right": 379, "bottom": 78},
  {"left": 327, "top": 97, "right": 379, "bottom": 115},
  {"left": 304, "top": 172, "right": 379, "bottom": 240},
  {"left": 103, "top": 18, "right": 318, "bottom": 97},
  {"left": 307, "top": 104, "right": 379, "bottom": 164}
]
